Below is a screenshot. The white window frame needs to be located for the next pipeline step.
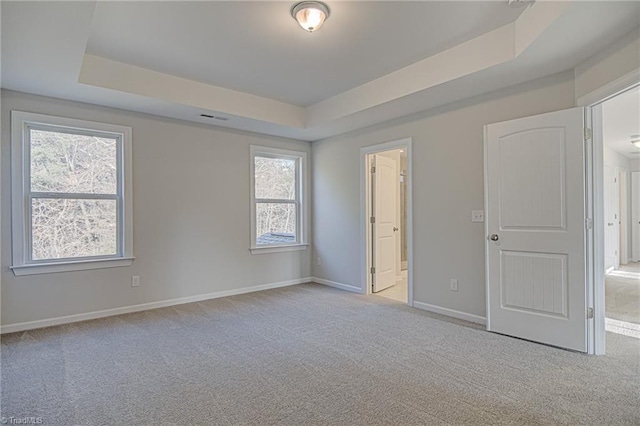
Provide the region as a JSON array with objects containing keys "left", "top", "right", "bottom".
[
  {"left": 10, "top": 111, "right": 134, "bottom": 276},
  {"left": 250, "top": 145, "right": 309, "bottom": 254}
]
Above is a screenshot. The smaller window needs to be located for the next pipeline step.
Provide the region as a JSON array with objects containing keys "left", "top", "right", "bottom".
[
  {"left": 250, "top": 146, "right": 308, "bottom": 254},
  {"left": 11, "top": 111, "right": 134, "bottom": 275}
]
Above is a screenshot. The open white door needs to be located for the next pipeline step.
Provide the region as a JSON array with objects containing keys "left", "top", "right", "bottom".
[
  {"left": 632, "top": 171, "right": 640, "bottom": 261},
  {"left": 372, "top": 154, "right": 398, "bottom": 292},
  {"left": 485, "top": 107, "right": 588, "bottom": 352},
  {"left": 604, "top": 165, "right": 619, "bottom": 271}
]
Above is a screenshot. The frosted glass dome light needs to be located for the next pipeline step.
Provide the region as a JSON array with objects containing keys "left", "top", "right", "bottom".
[{"left": 291, "top": 2, "right": 330, "bottom": 32}]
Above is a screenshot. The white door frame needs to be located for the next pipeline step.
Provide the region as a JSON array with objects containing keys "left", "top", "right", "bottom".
[
  {"left": 578, "top": 68, "right": 640, "bottom": 355},
  {"left": 361, "top": 138, "right": 413, "bottom": 306}
]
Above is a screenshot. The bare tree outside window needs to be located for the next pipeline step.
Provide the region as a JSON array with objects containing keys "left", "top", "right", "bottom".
[
  {"left": 29, "top": 129, "right": 119, "bottom": 260},
  {"left": 254, "top": 156, "right": 297, "bottom": 245}
]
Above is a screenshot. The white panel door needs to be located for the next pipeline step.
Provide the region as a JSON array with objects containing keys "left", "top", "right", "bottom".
[
  {"left": 604, "top": 165, "right": 619, "bottom": 271},
  {"left": 373, "top": 154, "right": 397, "bottom": 292},
  {"left": 632, "top": 171, "right": 640, "bottom": 261},
  {"left": 485, "top": 107, "right": 587, "bottom": 352}
]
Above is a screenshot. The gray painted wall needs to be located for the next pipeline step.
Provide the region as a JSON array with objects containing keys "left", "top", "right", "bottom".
[
  {"left": 1, "top": 90, "right": 312, "bottom": 326},
  {"left": 311, "top": 71, "right": 576, "bottom": 318}
]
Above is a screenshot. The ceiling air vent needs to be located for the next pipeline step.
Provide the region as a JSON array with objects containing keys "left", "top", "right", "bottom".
[{"left": 200, "top": 114, "right": 228, "bottom": 121}]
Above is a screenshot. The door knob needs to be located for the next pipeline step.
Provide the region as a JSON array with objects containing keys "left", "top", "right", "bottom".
[
  {"left": 393, "top": 227, "right": 399, "bottom": 232},
  {"left": 490, "top": 234, "right": 499, "bottom": 241}
]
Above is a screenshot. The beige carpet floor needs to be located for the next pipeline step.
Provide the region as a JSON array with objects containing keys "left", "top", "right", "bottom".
[
  {"left": 1, "top": 283, "right": 639, "bottom": 425},
  {"left": 606, "top": 262, "right": 640, "bottom": 324}
]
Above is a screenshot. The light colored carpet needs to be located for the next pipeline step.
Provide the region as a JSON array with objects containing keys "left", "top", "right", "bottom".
[
  {"left": 606, "top": 263, "right": 640, "bottom": 324},
  {"left": 1, "top": 283, "right": 639, "bottom": 425}
]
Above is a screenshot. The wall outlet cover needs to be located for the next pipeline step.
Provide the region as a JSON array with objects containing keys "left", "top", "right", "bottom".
[
  {"left": 450, "top": 278, "right": 458, "bottom": 291},
  {"left": 472, "top": 210, "right": 484, "bottom": 223}
]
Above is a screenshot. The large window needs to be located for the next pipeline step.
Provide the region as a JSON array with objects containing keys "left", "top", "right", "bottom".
[
  {"left": 250, "top": 146, "right": 308, "bottom": 253},
  {"left": 11, "top": 111, "right": 133, "bottom": 275}
]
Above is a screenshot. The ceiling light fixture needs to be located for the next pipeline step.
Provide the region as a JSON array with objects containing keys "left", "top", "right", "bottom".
[
  {"left": 291, "top": 1, "right": 330, "bottom": 32},
  {"left": 631, "top": 135, "right": 640, "bottom": 149}
]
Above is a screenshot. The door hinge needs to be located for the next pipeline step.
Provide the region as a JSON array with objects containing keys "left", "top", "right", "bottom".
[
  {"left": 587, "top": 307, "right": 594, "bottom": 319},
  {"left": 585, "top": 218, "right": 593, "bottom": 230},
  {"left": 370, "top": 216, "right": 375, "bottom": 224},
  {"left": 370, "top": 267, "right": 375, "bottom": 274},
  {"left": 584, "top": 128, "right": 592, "bottom": 140},
  {"left": 371, "top": 166, "right": 376, "bottom": 173}
]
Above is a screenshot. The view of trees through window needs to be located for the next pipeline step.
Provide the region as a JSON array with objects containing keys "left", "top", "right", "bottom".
[
  {"left": 254, "top": 156, "right": 297, "bottom": 244},
  {"left": 29, "top": 129, "right": 119, "bottom": 260}
]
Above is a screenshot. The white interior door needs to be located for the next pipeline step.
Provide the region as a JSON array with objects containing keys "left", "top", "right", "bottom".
[
  {"left": 485, "top": 107, "right": 588, "bottom": 352},
  {"left": 372, "top": 154, "right": 398, "bottom": 292},
  {"left": 632, "top": 171, "right": 640, "bottom": 261},
  {"left": 619, "top": 171, "right": 628, "bottom": 265},
  {"left": 604, "top": 165, "right": 619, "bottom": 271}
]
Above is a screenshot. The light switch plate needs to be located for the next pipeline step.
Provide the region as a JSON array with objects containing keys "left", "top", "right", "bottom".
[{"left": 472, "top": 210, "right": 484, "bottom": 223}]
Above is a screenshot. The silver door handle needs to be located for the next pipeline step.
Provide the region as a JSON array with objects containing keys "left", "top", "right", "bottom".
[{"left": 490, "top": 234, "right": 499, "bottom": 241}]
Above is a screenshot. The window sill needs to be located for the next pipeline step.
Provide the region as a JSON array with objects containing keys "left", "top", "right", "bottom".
[
  {"left": 10, "top": 257, "right": 135, "bottom": 276},
  {"left": 250, "top": 244, "right": 309, "bottom": 255}
]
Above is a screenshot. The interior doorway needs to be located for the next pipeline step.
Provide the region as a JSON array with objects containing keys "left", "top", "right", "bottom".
[
  {"left": 600, "top": 85, "right": 640, "bottom": 339},
  {"left": 361, "top": 138, "right": 413, "bottom": 306}
]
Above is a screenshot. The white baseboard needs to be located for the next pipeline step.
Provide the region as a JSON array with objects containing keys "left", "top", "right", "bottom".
[
  {"left": 413, "top": 301, "right": 486, "bottom": 325},
  {"left": 312, "top": 277, "right": 362, "bottom": 294},
  {"left": 0, "top": 277, "right": 312, "bottom": 334}
]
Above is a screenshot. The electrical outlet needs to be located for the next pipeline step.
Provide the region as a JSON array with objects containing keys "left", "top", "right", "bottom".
[
  {"left": 131, "top": 275, "right": 140, "bottom": 287},
  {"left": 316, "top": 256, "right": 322, "bottom": 266},
  {"left": 472, "top": 210, "right": 484, "bottom": 223},
  {"left": 450, "top": 279, "right": 458, "bottom": 291}
]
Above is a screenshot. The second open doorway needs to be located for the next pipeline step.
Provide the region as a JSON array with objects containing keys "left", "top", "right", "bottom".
[
  {"left": 599, "top": 85, "right": 640, "bottom": 339},
  {"left": 362, "top": 138, "right": 413, "bottom": 305}
]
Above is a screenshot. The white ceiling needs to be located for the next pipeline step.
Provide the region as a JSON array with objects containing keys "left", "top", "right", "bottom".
[
  {"left": 2, "top": 1, "right": 639, "bottom": 141},
  {"left": 86, "top": 1, "right": 524, "bottom": 107},
  {"left": 603, "top": 85, "right": 640, "bottom": 159}
]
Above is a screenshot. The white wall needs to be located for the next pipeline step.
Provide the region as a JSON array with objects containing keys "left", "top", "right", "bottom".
[
  {"left": 574, "top": 28, "right": 639, "bottom": 102},
  {"left": 1, "top": 90, "right": 312, "bottom": 327},
  {"left": 631, "top": 159, "right": 640, "bottom": 172},
  {"left": 604, "top": 146, "right": 631, "bottom": 170},
  {"left": 312, "top": 71, "right": 575, "bottom": 318}
]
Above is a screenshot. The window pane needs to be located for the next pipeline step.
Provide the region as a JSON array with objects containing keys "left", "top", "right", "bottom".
[
  {"left": 31, "top": 198, "right": 117, "bottom": 260},
  {"left": 256, "top": 203, "right": 296, "bottom": 245},
  {"left": 255, "top": 156, "right": 296, "bottom": 200},
  {"left": 30, "top": 129, "right": 118, "bottom": 194}
]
